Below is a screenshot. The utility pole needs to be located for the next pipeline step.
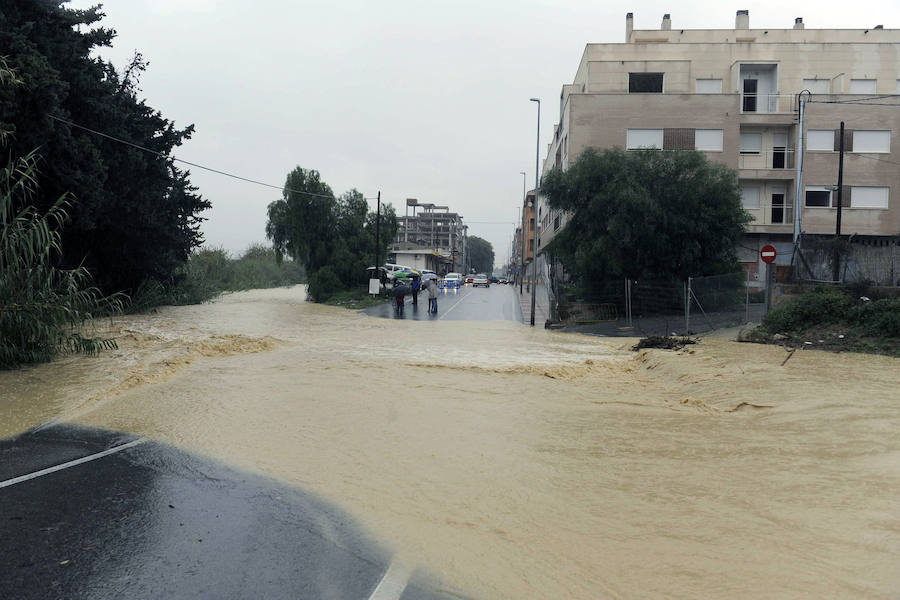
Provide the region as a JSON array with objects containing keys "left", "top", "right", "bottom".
[
  {"left": 793, "top": 91, "right": 810, "bottom": 246},
  {"left": 519, "top": 172, "right": 526, "bottom": 294},
  {"left": 833, "top": 121, "right": 845, "bottom": 282},
  {"left": 529, "top": 98, "right": 541, "bottom": 327},
  {"left": 375, "top": 191, "right": 381, "bottom": 268}
]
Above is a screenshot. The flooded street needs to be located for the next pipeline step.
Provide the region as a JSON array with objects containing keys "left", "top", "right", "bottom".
[{"left": 2, "top": 285, "right": 900, "bottom": 599}]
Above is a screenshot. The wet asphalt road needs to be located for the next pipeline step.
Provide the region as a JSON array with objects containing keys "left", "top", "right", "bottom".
[
  {"left": 0, "top": 425, "right": 465, "bottom": 600},
  {"left": 363, "top": 283, "right": 523, "bottom": 322}
]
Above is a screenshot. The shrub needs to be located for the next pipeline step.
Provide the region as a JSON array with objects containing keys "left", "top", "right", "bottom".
[
  {"left": 307, "top": 266, "right": 342, "bottom": 302},
  {"left": 761, "top": 286, "right": 852, "bottom": 333},
  {"left": 0, "top": 152, "right": 121, "bottom": 368}
]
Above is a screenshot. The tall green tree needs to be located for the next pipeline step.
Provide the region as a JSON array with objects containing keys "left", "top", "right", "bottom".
[
  {"left": 467, "top": 235, "right": 494, "bottom": 274},
  {"left": 542, "top": 148, "right": 750, "bottom": 283},
  {"left": 0, "top": 1, "right": 209, "bottom": 295},
  {"left": 266, "top": 167, "right": 396, "bottom": 301}
]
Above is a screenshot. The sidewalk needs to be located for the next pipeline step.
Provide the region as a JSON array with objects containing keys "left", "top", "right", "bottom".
[{"left": 516, "top": 283, "right": 550, "bottom": 326}]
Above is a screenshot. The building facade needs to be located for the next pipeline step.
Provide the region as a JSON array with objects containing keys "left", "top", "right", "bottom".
[
  {"left": 392, "top": 200, "right": 467, "bottom": 274},
  {"left": 538, "top": 10, "right": 900, "bottom": 283}
]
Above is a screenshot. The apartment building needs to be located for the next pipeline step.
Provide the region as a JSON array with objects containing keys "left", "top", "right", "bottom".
[
  {"left": 392, "top": 199, "right": 467, "bottom": 274},
  {"left": 537, "top": 10, "right": 900, "bottom": 282}
]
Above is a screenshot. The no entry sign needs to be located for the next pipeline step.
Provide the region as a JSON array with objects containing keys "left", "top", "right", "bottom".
[{"left": 760, "top": 244, "right": 777, "bottom": 264}]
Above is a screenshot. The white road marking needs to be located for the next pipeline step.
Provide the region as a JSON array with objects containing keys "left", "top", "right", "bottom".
[
  {"left": 0, "top": 438, "right": 148, "bottom": 489},
  {"left": 368, "top": 558, "right": 413, "bottom": 600},
  {"left": 438, "top": 288, "right": 470, "bottom": 320}
]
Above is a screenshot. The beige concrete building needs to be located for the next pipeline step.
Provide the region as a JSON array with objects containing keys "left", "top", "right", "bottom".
[{"left": 538, "top": 10, "right": 900, "bottom": 283}]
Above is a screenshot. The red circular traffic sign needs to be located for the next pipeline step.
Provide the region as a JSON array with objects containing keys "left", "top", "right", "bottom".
[{"left": 760, "top": 244, "right": 777, "bottom": 264}]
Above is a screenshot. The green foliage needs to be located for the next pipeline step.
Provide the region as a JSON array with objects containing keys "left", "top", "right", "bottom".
[
  {"left": 467, "top": 235, "right": 494, "bottom": 274},
  {"left": 542, "top": 148, "right": 751, "bottom": 284},
  {"left": 0, "top": 1, "right": 210, "bottom": 295},
  {"left": 126, "top": 245, "right": 307, "bottom": 310},
  {"left": 761, "top": 286, "right": 900, "bottom": 338},
  {"left": 0, "top": 151, "right": 121, "bottom": 369},
  {"left": 266, "top": 167, "right": 397, "bottom": 302},
  {"left": 307, "top": 265, "right": 342, "bottom": 302},
  {"left": 761, "top": 286, "right": 853, "bottom": 333}
]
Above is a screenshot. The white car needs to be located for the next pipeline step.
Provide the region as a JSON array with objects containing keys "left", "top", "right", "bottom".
[{"left": 442, "top": 273, "right": 463, "bottom": 288}]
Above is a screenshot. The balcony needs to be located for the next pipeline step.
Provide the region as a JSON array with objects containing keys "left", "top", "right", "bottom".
[
  {"left": 739, "top": 94, "right": 797, "bottom": 124},
  {"left": 739, "top": 147, "right": 796, "bottom": 178}
]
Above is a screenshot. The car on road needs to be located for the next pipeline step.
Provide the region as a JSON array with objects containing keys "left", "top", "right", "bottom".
[
  {"left": 472, "top": 274, "right": 490, "bottom": 288},
  {"left": 464, "top": 275, "right": 474, "bottom": 285},
  {"left": 441, "top": 273, "right": 462, "bottom": 288}
]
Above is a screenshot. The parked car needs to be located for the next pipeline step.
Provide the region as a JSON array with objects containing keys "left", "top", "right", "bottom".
[{"left": 472, "top": 274, "right": 490, "bottom": 288}]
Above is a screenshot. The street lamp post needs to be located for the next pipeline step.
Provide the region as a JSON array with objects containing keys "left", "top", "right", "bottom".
[
  {"left": 529, "top": 98, "right": 540, "bottom": 327},
  {"left": 519, "top": 171, "right": 526, "bottom": 295}
]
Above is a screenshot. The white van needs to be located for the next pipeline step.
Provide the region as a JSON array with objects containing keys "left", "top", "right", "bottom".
[{"left": 384, "top": 263, "right": 414, "bottom": 275}]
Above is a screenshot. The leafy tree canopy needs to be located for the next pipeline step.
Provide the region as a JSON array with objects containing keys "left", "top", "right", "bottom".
[
  {"left": 266, "top": 167, "right": 397, "bottom": 301},
  {"left": 0, "top": 0, "right": 209, "bottom": 295},
  {"left": 467, "top": 235, "right": 494, "bottom": 274},
  {"left": 542, "top": 148, "right": 750, "bottom": 283}
]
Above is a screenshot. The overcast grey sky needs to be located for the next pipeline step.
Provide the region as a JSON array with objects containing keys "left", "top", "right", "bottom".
[{"left": 69, "top": 0, "right": 899, "bottom": 268}]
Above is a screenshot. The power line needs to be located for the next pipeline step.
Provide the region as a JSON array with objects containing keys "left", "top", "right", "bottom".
[
  {"left": 851, "top": 152, "right": 900, "bottom": 167},
  {"left": 47, "top": 114, "right": 336, "bottom": 200}
]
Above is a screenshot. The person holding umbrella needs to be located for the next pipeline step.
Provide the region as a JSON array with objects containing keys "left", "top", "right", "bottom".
[
  {"left": 392, "top": 272, "right": 411, "bottom": 314},
  {"left": 423, "top": 272, "right": 439, "bottom": 313}
]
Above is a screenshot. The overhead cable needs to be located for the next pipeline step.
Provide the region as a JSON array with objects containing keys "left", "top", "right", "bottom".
[{"left": 47, "top": 114, "right": 336, "bottom": 200}]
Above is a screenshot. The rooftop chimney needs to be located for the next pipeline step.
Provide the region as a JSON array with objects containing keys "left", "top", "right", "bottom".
[
  {"left": 793, "top": 17, "right": 804, "bottom": 30},
  {"left": 626, "top": 12, "right": 633, "bottom": 42},
  {"left": 661, "top": 14, "right": 671, "bottom": 30},
  {"left": 874, "top": 24, "right": 883, "bottom": 30},
  {"left": 735, "top": 10, "right": 749, "bottom": 30}
]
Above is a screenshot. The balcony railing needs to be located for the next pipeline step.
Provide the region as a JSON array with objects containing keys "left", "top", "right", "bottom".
[
  {"left": 740, "top": 93, "right": 796, "bottom": 114},
  {"left": 739, "top": 147, "right": 796, "bottom": 170}
]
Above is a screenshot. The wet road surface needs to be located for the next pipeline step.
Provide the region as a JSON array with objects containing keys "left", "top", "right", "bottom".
[
  {"left": 0, "top": 424, "right": 463, "bottom": 600},
  {"left": 363, "top": 284, "right": 523, "bottom": 322}
]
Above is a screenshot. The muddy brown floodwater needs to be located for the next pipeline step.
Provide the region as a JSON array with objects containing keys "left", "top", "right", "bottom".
[{"left": 2, "top": 285, "right": 900, "bottom": 599}]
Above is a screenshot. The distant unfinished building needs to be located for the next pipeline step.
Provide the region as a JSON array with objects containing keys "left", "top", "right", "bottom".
[{"left": 390, "top": 199, "right": 468, "bottom": 274}]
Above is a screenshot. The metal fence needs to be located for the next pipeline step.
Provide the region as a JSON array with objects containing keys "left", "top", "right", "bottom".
[{"left": 553, "top": 271, "right": 765, "bottom": 337}]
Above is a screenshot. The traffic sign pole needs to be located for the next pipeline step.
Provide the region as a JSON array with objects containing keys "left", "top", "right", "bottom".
[{"left": 761, "top": 245, "right": 777, "bottom": 314}]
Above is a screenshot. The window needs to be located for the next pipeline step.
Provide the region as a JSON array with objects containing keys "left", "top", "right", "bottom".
[
  {"left": 853, "top": 130, "right": 890, "bottom": 153},
  {"left": 805, "top": 186, "right": 832, "bottom": 207},
  {"left": 802, "top": 79, "right": 830, "bottom": 94},
  {"left": 629, "top": 72, "right": 663, "bottom": 93},
  {"left": 850, "top": 186, "right": 889, "bottom": 209},
  {"left": 695, "top": 129, "right": 723, "bottom": 152},
  {"left": 626, "top": 129, "right": 663, "bottom": 149},
  {"left": 807, "top": 130, "right": 834, "bottom": 151},
  {"left": 742, "top": 79, "right": 758, "bottom": 112},
  {"left": 740, "top": 133, "right": 762, "bottom": 154},
  {"left": 696, "top": 79, "right": 722, "bottom": 93},
  {"left": 850, "top": 79, "right": 876, "bottom": 94},
  {"left": 741, "top": 186, "right": 760, "bottom": 209}
]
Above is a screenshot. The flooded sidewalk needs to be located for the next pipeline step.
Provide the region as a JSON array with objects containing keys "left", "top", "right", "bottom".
[{"left": 2, "top": 286, "right": 899, "bottom": 599}]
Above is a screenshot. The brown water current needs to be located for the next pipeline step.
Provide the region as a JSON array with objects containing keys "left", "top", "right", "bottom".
[{"left": 2, "top": 285, "right": 900, "bottom": 598}]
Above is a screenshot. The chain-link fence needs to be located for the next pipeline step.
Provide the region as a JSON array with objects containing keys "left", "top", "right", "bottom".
[{"left": 553, "top": 271, "right": 765, "bottom": 337}]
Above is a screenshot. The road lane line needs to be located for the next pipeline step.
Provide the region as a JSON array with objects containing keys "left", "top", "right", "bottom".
[
  {"left": 0, "top": 438, "right": 148, "bottom": 489},
  {"left": 438, "top": 288, "right": 469, "bottom": 320},
  {"left": 368, "top": 558, "right": 412, "bottom": 600}
]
